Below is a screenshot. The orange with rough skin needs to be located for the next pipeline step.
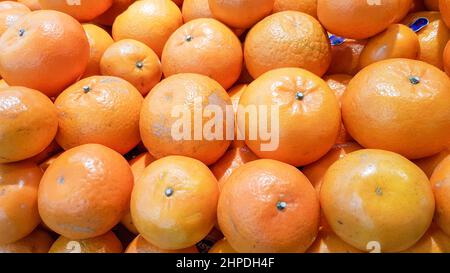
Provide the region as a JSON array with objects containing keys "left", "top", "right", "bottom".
[
  {"left": 182, "top": 0, "right": 213, "bottom": 22},
  {"left": 125, "top": 235, "right": 199, "bottom": 253},
  {"left": 95, "top": 0, "right": 134, "bottom": 26},
  {"left": 0, "top": 87, "right": 58, "bottom": 163},
  {"left": 55, "top": 76, "right": 143, "bottom": 155},
  {"left": 82, "top": 24, "right": 114, "bottom": 78},
  {"left": 323, "top": 74, "right": 353, "bottom": 144},
  {"left": 444, "top": 40, "right": 450, "bottom": 76},
  {"left": 317, "top": 0, "right": 412, "bottom": 39},
  {"left": 38, "top": 0, "right": 112, "bottom": 22},
  {"left": 17, "top": 0, "right": 40, "bottom": 10},
  {"left": 244, "top": 11, "right": 331, "bottom": 78},
  {"left": 414, "top": 149, "right": 450, "bottom": 178},
  {"left": 100, "top": 39, "right": 162, "bottom": 96},
  {"left": 359, "top": 24, "right": 420, "bottom": 69},
  {"left": 121, "top": 152, "right": 156, "bottom": 235},
  {"left": 112, "top": 0, "right": 183, "bottom": 57},
  {"left": 38, "top": 144, "right": 134, "bottom": 240},
  {"left": 140, "top": 73, "right": 232, "bottom": 165},
  {"left": 320, "top": 149, "right": 435, "bottom": 252},
  {"left": 0, "top": 161, "right": 42, "bottom": 244},
  {"left": 228, "top": 84, "right": 247, "bottom": 148},
  {"left": 273, "top": 0, "right": 317, "bottom": 18},
  {"left": 303, "top": 142, "right": 362, "bottom": 192},
  {"left": 49, "top": 231, "right": 123, "bottom": 253},
  {"left": 342, "top": 58, "right": 450, "bottom": 159},
  {"left": 431, "top": 155, "right": 450, "bottom": 236},
  {"left": 131, "top": 156, "right": 220, "bottom": 250},
  {"left": 0, "top": 10, "right": 90, "bottom": 97},
  {"left": 209, "top": 238, "right": 237, "bottom": 253},
  {"left": 162, "top": 18, "right": 243, "bottom": 90},
  {"left": 218, "top": 159, "right": 320, "bottom": 253},
  {"left": 402, "top": 12, "right": 450, "bottom": 69},
  {"left": 307, "top": 227, "right": 363, "bottom": 253},
  {"left": 0, "top": 1, "right": 30, "bottom": 11},
  {"left": 425, "top": 0, "right": 440, "bottom": 10},
  {"left": 238, "top": 68, "right": 341, "bottom": 166},
  {"left": 327, "top": 39, "right": 366, "bottom": 76},
  {"left": 208, "top": 0, "right": 274, "bottom": 29},
  {"left": 0, "top": 5, "right": 30, "bottom": 36},
  {"left": 210, "top": 146, "right": 258, "bottom": 188},
  {"left": 0, "top": 229, "right": 53, "bottom": 253},
  {"left": 402, "top": 224, "right": 450, "bottom": 253}
]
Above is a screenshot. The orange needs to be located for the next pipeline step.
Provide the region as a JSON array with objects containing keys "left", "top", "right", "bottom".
[
  {"left": 238, "top": 68, "right": 341, "bottom": 166},
  {"left": 327, "top": 39, "right": 366, "bottom": 76},
  {"left": 208, "top": 0, "right": 274, "bottom": 29},
  {"left": 413, "top": 149, "right": 450, "bottom": 178},
  {"left": 181, "top": 0, "right": 213, "bottom": 22},
  {"left": 112, "top": 0, "right": 183, "bottom": 57},
  {"left": 210, "top": 146, "right": 258, "bottom": 188},
  {"left": 131, "top": 156, "right": 219, "bottom": 250},
  {"left": 0, "top": 160, "right": 42, "bottom": 244},
  {"left": 244, "top": 11, "right": 331, "bottom": 79},
  {"left": 55, "top": 76, "right": 143, "bottom": 155},
  {"left": 162, "top": 18, "right": 243, "bottom": 90},
  {"left": 209, "top": 238, "right": 237, "bottom": 253},
  {"left": 0, "top": 1, "right": 30, "bottom": 11},
  {"left": 402, "top": 12, "right": 450, "bottom": 69},
  {"left": 359, "top": 24, "right": 420, "bottom": 69},
  {"left": 320, "top": 149, "right": 435, "bottom": 252},
  {"left": 0, "top": 79, "right": 8, "bottom": 88},
  {"left": 82, "top": 24, "right": 114, "bottom": 78},
  {"left": 38, "top": 152, "right": 61, "bottom": 172},
  {"left": 444, "top": 40, "right": 450, "bottom": 75},
  {"left": 425, "top": 0, "right": 440, "bottom": 10},
  {"left": 121, "top": 152, "right": 156, "bottom": 235},
  {"left": 228, "top": 84, "right": 247, "bottom": 148},
  {"left": 0, "top": 229, "right": 53, "bottom": 253},
  {"left": 0, "top": 10, "right": 90, "bottom": 97},
  {"left": 49, "top": 231, "right": 123, "bottom": 253},
  {"left": 17, "top": 0, "right": 40, "bottom": 10},
  {"left": 95, "top": 0, "right": 134, "bottom": 26},
  {"left": 273, "top": 0, "right": 317, "bottom": 18},
  {"left": 0, "top": 87, "right": 58, "bottom": 163},
  {"left": 307, "top": 227, "right": 362, "bottom": 253},
  {"left": 29, "top": 140, "right": 62, "bottom": 165},
  {"left": 218, "top": 159, "right": 320, "bottom": 253},
  {"left": 431, "top": 155, "right": 450, "bottom": 236},
  {"left": 38, "top": 144, "right": 134, "bottom": 239},
  {"left": 402, "top": 224, "right": 450, "bottom": 253},
  {"left": 303, "top": 142, "right": 362, "bottom": 192},
  {"left": 100, "top": 39, "right": 162, "bottom": 96},
  {"left": 342, "top": 58, "right": 450, "bottom": 159},
  {"left": 38, "top": 0, "right": 113, "bottom": 22},
  {"left": 317, "top": 0, "right": 412, "bottom": 39},
  {"left": 323, "top": 74, "right": 353, "bottom": 144},
  {"left": 125, "top": 235, "right": 199, "bottom": 253},
  {"left": 0, "top": 6, "right": 30, "bottom": 36},
  {"left": 140, "top": 73, "right": 232, "bottom": 165}
]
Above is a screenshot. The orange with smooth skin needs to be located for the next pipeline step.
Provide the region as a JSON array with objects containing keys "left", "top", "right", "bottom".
[
  {"left": 125, "top": 235, "right": 199, "bottom": 253},
  {"left": 38, "top": 0, "right": 113, "bottom": 22},
  {"left": 327, "top": 39, "right": 366, "bottom": 76},
  {"left": 402, "top": 224, "right": 450, "bottom": 253},
  {"left": 0, "top": 229, "right": 53, "bottom": 253},
  {"left": 95, "top": 0, "right": 134, "bottom": 26},
  {"left": 0, "top": 1, "right": 31, "bottom": 11},
  {"left": 49, "top": 231, "right": 123, "bottom": 253},
  {"left": 82, "top": 24, "right": 114, "bottom": 78},
  {"left": 431, "top": 155, "right": 450, "bottom": 237},
  {"left": 273, "top": 0, "right": 317, "bottom": 18},
  {"left": 414, "top": 150, "right": 450, "bottom": 178},
  {"left": 0, "top": 6, "right": 30, "bottom": 36},
  {"left": 209, "top": 238, "right": 237, "bottom": 253},
  {"left": 443, "top": 40, "right": 450, "bottom": 76},
  {"left": 17, "top": 0, "right": 40, "bottom": 10},
  {"left": 181, "top": 0, "right": 213, "bottom": 22}
]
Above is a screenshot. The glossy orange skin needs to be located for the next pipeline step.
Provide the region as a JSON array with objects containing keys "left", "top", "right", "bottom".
[
  {"left": 414, "top": 149, "right": 450, "bottom": 178},
  {"left": 125, "top": 235, "right": 198, "bottom": 253},
  {"left": 342, "top": 58, "right": 450, "bottom": 159},
  {"left": 209, "top": 238, "right": 237, "bottom": 253},
  {"left": 162, "top": 18, "right": 243, "bottom": 90},
  {"left": 38, "top": 0, "right": 112, "bottom": 22},
  {"left": 208, "top": 0, "right": 274, "bottom": 29},
  {"left": 273, "top": 0, "right": 317, "bottom": 18},
  {"left": 0, "top": 7, "right": 30, "bottom": 36},
  {"left": 38, "top": 152, "right": 61, "bottom": 172},
  {"left": 38, "top": 144, "right": 134, "bottom": 239},
  {"left": 244, "top": 11, "right": 331, "bottom": 79},
  {"left": 402, "top": 12, "right": 450, "bottom": 69},
  {"left": 29, "top": 140, "right": 62, "bottom": 165},
  {"left": 303, "top": 142, "right": 362, "bottom": 192},
  {"left": 320, "top": 149, "right": 435, "bottom": 252},
  {"left": 218, "top": 159, "right": 320, "bottom": 253},
  {"left": 327, "top": 39, "right": 366, "bottom": 76},
  {"left": 82, "top": 24, "right": 114, "bottom": 78},
  {"left": 0, "top": 1, "right": 31, "bottom": 11},
  {"left": 431, "top": 155, "right": 450, "bottom": 236},
  {"left": 182, "top": 0, "right": 213, "bottom": 22},
  {"left": 238, "top": 68, "right": 341, "bottom": 166},
  {"left": 17, "top": 0, "right": 41, "bottom": 11},
  {"left": 49, "top": 231, "right": 123, "bottom": 253},
  {"left": 112, "top": 0, "right": 183, "bottom": 57},
  {"left": 0, "top": 87, "right": 58, "bottom": 163},
  {"left": 131, "top": 156, "right": 220, "bottom": 250},
  {"left": 444, "top": 40, "right": 450, "bottom": 76},
  {"left": 441, "top": 0, "right": 450, "bottom": 27},
  {"left": 317, "top": 0, "right": 412, "bottom": 39},
  {"left": 55, "top": 76, "right": 143, "bottom": 155},
  {"left": 359, "top": 24, "right": 420, "bottom": 69},
  {"left": 402, "top": 224, "right": 450, "bottom": 253},
  {"left": 210, "top": 146, "right": 259, "bottom": 188},
  {"left": 140, "top": 73, "right": 232, "bottom": 165},
  {"left": 307, "top": 227, "right": 362, "bottom": 253},
  {"left": 0, "top": 10, "right": 90, "bottom": 97},
  {"left": 228, "top": 84, "right": 247, "bottom": 148},
  {"left": 0, "top": 161, "right": 42, "bottom": 244},
  {"left": 0, "top": 229, "right": 53, "bottom": 253},
  {"left": 95, "top": 0, "right": 134, "bottom": 26},
  {"left": 101, "top": 39, "right": 162, "bottom": 96}
]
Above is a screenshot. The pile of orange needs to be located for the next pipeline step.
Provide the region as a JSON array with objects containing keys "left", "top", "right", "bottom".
[{"left": 0, "top": 0, "right": 450, "bottom": 253}]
